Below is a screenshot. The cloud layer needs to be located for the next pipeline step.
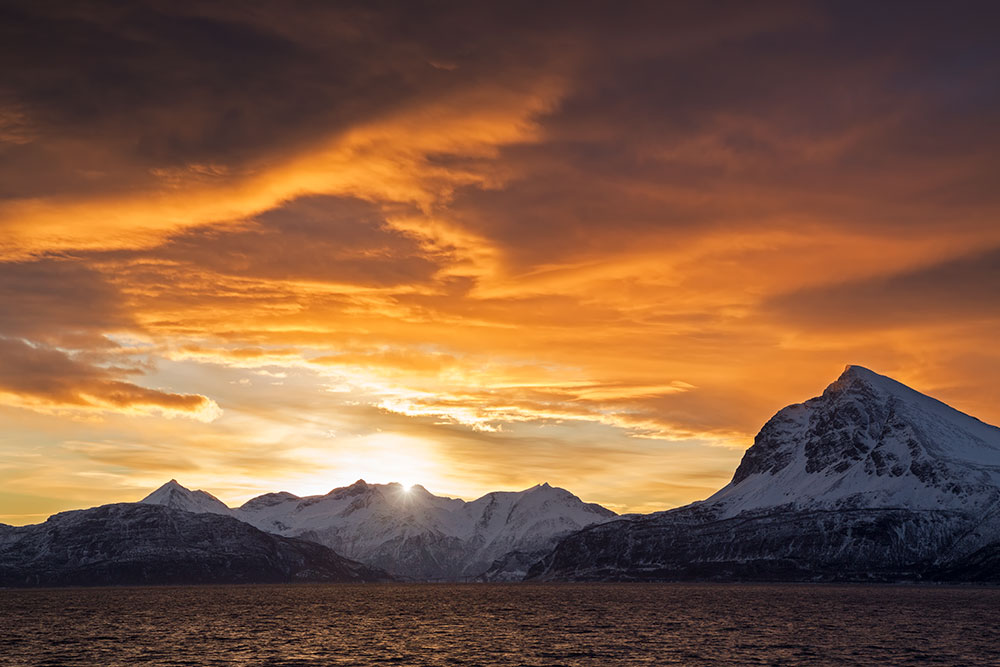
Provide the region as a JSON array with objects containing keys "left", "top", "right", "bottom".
[{"left": 2, "top": 1, "right": 999, "bottom": 520}]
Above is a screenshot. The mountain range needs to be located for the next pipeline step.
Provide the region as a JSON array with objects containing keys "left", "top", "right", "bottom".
[
  {"left": 140, "top": 479, "right": 616, "bottom": 580},
  {"left": 4, "top": 364, "right": 1000, "bottom": 585}
]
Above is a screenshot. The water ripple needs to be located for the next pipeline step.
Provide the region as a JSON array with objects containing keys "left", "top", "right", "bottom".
[{"left": 0, "top": 583, "right": 998, "bottom": 666}]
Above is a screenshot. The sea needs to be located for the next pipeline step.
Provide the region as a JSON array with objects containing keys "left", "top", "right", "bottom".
[{"left": 1, "top": 583, "right": 997, "bottom": 666}]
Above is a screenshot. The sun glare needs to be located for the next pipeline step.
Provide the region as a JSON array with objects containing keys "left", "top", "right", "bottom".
[{"left": 326, "top": 433, "right": 440, "bottom": 492}]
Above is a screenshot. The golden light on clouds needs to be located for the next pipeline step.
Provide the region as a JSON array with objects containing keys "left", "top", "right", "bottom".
[
  {"left": 1, "top": 3, "right": 999, "bottom": 523},
  {"left": 0, "top": 79, "right": 561, "bottom": 260}
]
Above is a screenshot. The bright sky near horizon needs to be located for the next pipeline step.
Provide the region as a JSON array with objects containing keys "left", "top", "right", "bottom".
[{"left": 2, "top": 2, "right": 999, "bottom": 524}]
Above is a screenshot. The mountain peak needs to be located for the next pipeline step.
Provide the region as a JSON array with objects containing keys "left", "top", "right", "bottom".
[
  {"left": 140, "top": 480, "right": 231, "bottom": 516},
  {"left": 710, "top": 365, "right": 1000, "bottom": 517},
  {"left": 838, "top": 364, "right": 880, "bottom": 383},
  {"left": 527, "top": 482, "right": 553, "bottom": 492},
  {"left": 828, "top": 364, "right": 913, "bottom": 398},
  {"left": 146, "top": 479, "right": 189, "bottom": 496}
]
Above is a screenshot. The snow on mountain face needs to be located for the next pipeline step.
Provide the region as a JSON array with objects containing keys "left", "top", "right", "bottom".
[
  {"left": 707, "top": 365, "right": 1000, "bottom": 517},
  {"left": 460, "top": 483, "right": 617, "bottom": 578},
  {"left": 233, "top": 480, "right": 615, "bottom": 579},
  {"left": 140, "top": 479, "right": 232, "bottom": 516},
  {"left": 529, "top": 366, "right": 1000, "bottom": 582},
  {"left": 130, "top": 478, "right": 614, "bottom": 579}
]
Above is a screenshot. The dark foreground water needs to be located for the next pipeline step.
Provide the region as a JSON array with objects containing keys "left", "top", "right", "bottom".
[{"left": 1, "top": 583, "right": 998, "bottom": 666}]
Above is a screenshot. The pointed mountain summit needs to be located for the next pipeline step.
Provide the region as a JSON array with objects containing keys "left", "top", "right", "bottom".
[
  {"left": 140, "top": 479, "right": 232, "bottom": 516},
  {"left": 530, "top": 366, "right": 1000, "bottom": 582},
  {"left": 709, "top": 365, "right": 1000, "bottom": 517}
]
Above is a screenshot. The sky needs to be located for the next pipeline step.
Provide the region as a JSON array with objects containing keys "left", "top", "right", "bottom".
[{"left": 2, "top": 1, "right": 999, "bottom": 524}]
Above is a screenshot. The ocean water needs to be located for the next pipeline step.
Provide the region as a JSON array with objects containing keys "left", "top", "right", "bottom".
[{"left": 1, "top": 583, "right": 997, "bottom": 666}]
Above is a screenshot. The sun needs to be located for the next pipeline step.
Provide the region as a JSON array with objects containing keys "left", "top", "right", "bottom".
[{"left": 311, "top": 432, "right": 441, "bottom": 492}]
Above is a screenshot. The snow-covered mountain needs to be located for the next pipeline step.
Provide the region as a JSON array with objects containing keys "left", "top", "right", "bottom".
[
  {"left": 140, "top": 479, "right": 232, "bottom": 515},
  {"left": 0, "top": 503, "right": 390, "bottom": 587},
  {"left": 530, "top": 365, "right": 1000, "bottom": 582},
  {"left": 709, "top": 365, "right": 1000, "bottom": 515},
  {"left": 139, "top": 478, "right": 615, "bottom": 580},
  {"left": 234, "top": 480, "right": 615, "bottom": 580}
]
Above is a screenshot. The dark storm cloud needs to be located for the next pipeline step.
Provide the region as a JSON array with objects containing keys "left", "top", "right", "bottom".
[{"left": 764, "top": 247, "right": 1000, "bottom": 331}]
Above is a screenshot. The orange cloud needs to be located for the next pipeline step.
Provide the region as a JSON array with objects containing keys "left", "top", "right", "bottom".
[
  {"left": 0, "top": 338, "right": 219, "bottom": 422},
  {"left": 0, "top": 80, "right": 563, "bottom": 260},
  {"left": 3, "top": 2, "right": 1000, "bottom": 521}
]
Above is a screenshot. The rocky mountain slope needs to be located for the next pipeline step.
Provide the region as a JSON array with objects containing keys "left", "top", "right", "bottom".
[
  {"left": 0, "top": 503, "right": 390, "bottom": 587},
  {"left": 142, "top": 479, "right": 615, "bottom": 580},
  {"left": 529, "top": 365, "right": 1000, "bottom": 582}
]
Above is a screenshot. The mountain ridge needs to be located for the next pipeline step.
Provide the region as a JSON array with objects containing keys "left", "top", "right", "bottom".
[
  {"left": 138, "top": 478, "right": 616, "bottom": 580},
  {"left": 0, "top": 502, "right": 391, "bottom": 587},
  {"left": 529, "top": 365, "right": 1000, "bottom": 582}
]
